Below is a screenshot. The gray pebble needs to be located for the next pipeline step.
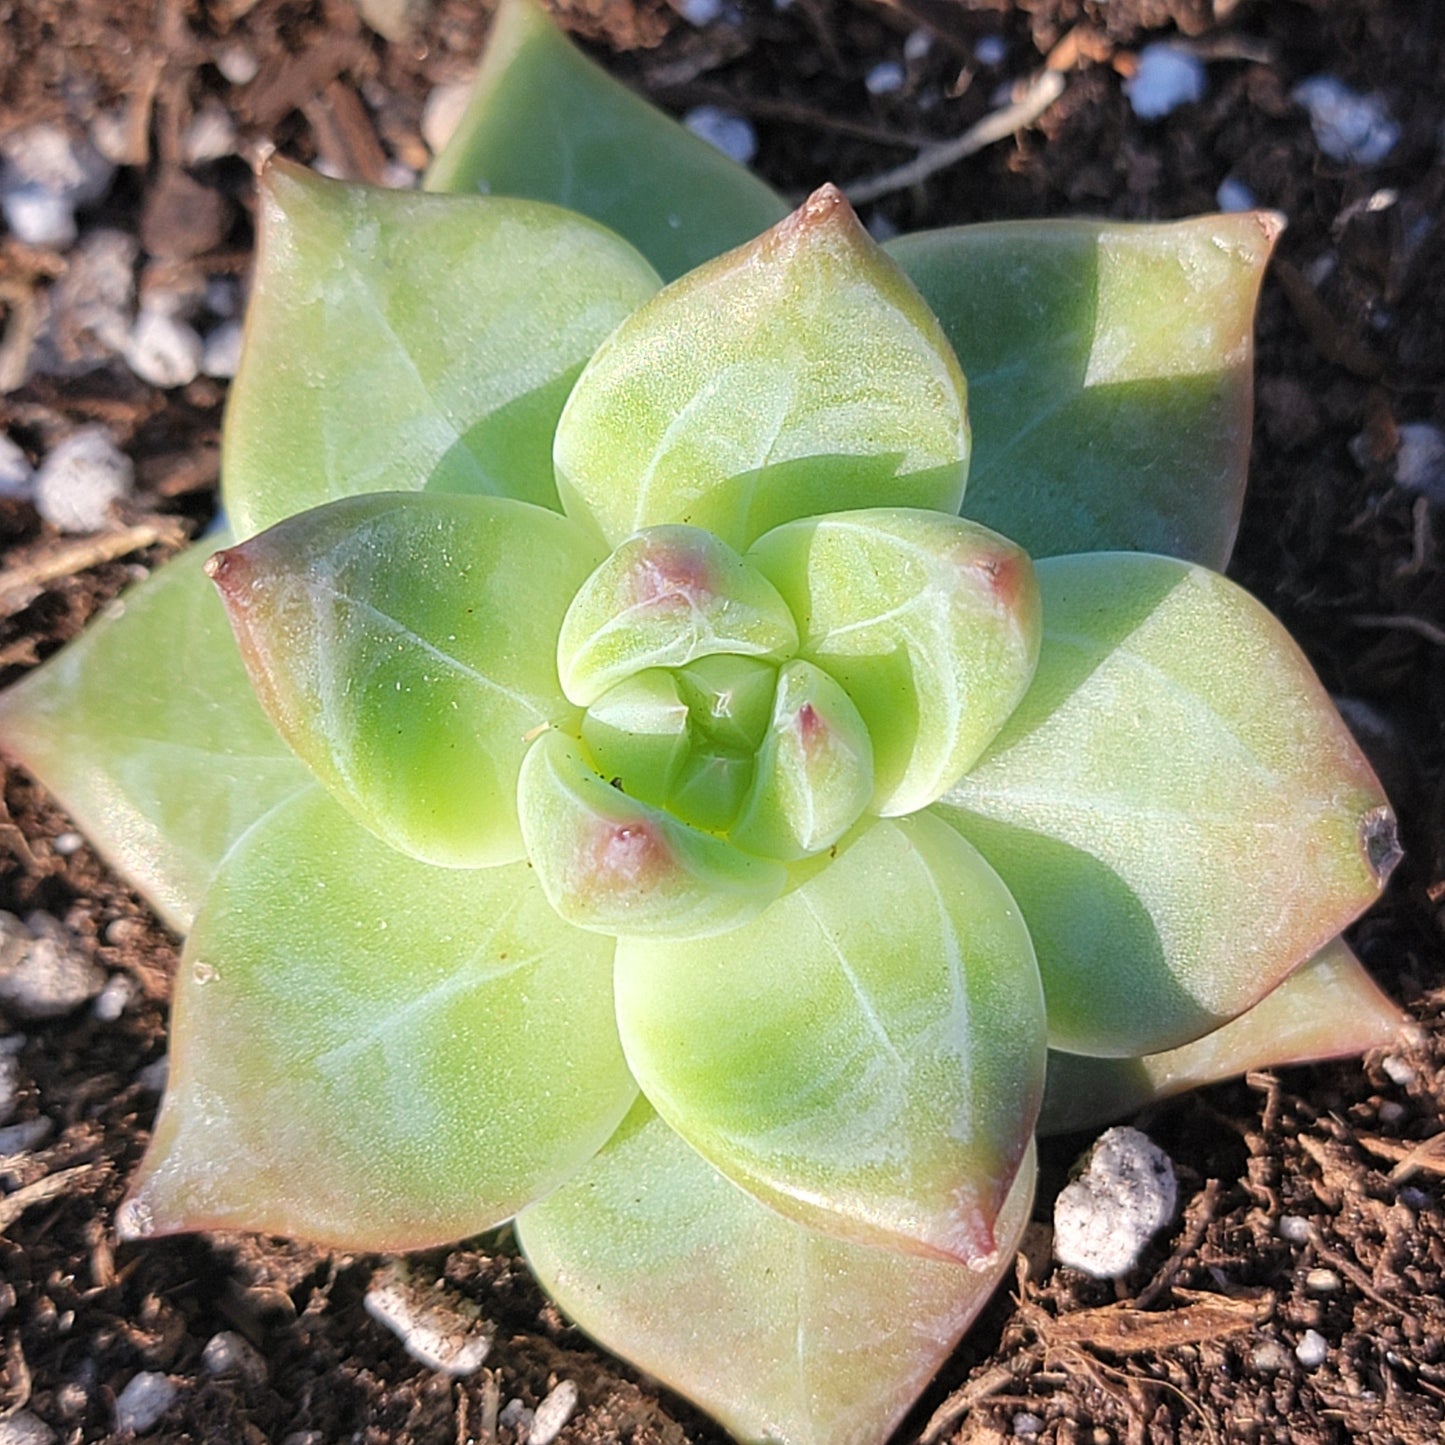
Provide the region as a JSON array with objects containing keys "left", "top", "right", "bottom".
[
  {"left": 1392, "top": 422, "right": 1445, "bottom": 504},
  {"left": 34, "top": 426, "right": 134, "bottom": 533},
  {"left": 40, "top": 228, "right": 137, "bottom": 373},
  {"left": 1216, "top": 176, "right": 1257, "bottom": 213},
  {"left": 1295, "top": 1329, "right": 1328, "bottom": 1369},
  {"left": 865, "top": 61, "right": 906, "bottom": 96},
  {"left": 215, "top": 43, "right": 260, "bottom": 86},
  {"left": 0, "top": 911, "right": 106, "bottom": 1019},
  {"left": 202, "top": 1330, "right": 267, "bottom": 1383},
  {"left": 364, "top": 1260, "right": 493, "bottom": 1376},
  {"left": 0, "top": 1410, "right": 58, "bottom": 1445},
  {"left": 1125, "top": 44, "right": 1207, "bottom": 121},
  {"left": 1252, "top": 1339, "right": 1294, "bottom": 1374},
  {"left": 182, "top": 101, "right": 238, "bottom": 167},
  {"left": 1053, "top": 1126, "right": 1177, "bottom": 1278},
  {"left": 92, "top": 973, "right": 134, "bottom": 1023},
  {"left": 422, "top": 81, "right": 474, "bottom": 156},
  {"left": 136, "top": 1056, "right": 170, "bottom": 1093},
  {"left": 682, "top": 106, "right": 757, "bottom": 166},
  {"left": 1382, "top": 1054, "right": 1417, "bottom": 1088},
  {"left": 0, "top": 125, "right": 113, "bottom": 249},
  {"left": 1011, "top": 1412, "right": 1045, "bottom": 1438},
  {"left": 1292, "top": 76, "right": 1399, "bottom": 165},
  {"left": 675, "top": 0, "right": 723, "bottom": 24},
  {"left": 1305, "top": 1268, "right": 1342, "bottom": 1294},
  {"left": 530, "top": 1381, "right": 579, "bottom": 1445},
  {"left": 498, "top": 1400, "right": 534, "bottom": 1431},
  {"left": 53, "top": 831, "right": 84, "bottom": 855},
  {"left": 113, "top": 1371, "right": 177, "bottom": 1434},
  {"left": 1278, "top": 1214, "right": 1312, "bottom": 1244},
  {"left": 0, "top": 1118, "right": 51, "bottom": 1155},
  {"left": 201, "top": 320, "right": 245, "bottom": 380},
  {"left": 0, "top": 433, "right": 34, "bottom": 500},
  {"left": 126, "top": 308, "right": 203, "bottom": 389},
  {"left": 974, "top": 35, "right": 1007, "bottom": 66},
  {"left": 0, "top": 1053, "right": 18, "bottom": 1126}
]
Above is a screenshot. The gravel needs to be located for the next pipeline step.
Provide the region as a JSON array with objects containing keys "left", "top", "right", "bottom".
[
  {"left": 1053, "top": 1126, "right": 1178, "bottom": 1278},
  {"left": 1125, "top": 44, "right": 1207, "bottom": 121},
  {"left": 33, "top": 426, "right": 135, "bottom": 533},
  {"left": 113, "top": 1372, "right": 178, "bottom": 1434},
  {"left": 125, "top": 308, "right": 204, "bottom": 389},
  {"left": 530, "top": 1380, "right": 579, "bottom": 1445},
  {"left": 0, "top": 912, "right": 107, "bottom": 1020},
  {"left": 363, "top": 1261, "right": 494, "bottom": 1376},
  {"left": 0, "top": 124, "right": 113, "bottom": 248},
  {"left": 1291, "top": 76, "right": 1400, "bottom": 165},
  {"left": 682, "top": 105, "right": 757, "bottom": 166}
]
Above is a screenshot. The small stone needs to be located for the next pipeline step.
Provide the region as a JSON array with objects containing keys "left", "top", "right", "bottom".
[
  {"left": 183, "top": 101, "right": 238, "bottom": 166},
  {"left": 530, "top": 1381, "right": 579, "bottom": 1445},
  {"left": 1378, "top": 1099, "right": 1406, "bottom": 1125},
  {"left": 357, "top": 0, "right": 430, "bottom": 42},
  {"left": 0, "top": 125, "right": 114, "bottom": 249},
  {"left": 1012, "top": 1413, "right": 1045, "bottom": 1438},
  {"left": 364, "top": 1260, "right": 493, "bottom": 1376},
  {"left": 682, "top": 105, "right": 756, "bottom": 166},
  {"left": 1305, "top": 1268, "right": 1342, "bottom": 1294},
  {"left": 1053, "top": 1126, "right": 1177, "bottom": 1278},
  {"left": 0, "top": 1054, "right": 17, "bottom": 1126},
  {"left": 2, "top": 191, "right": 78, "bottom": 250},
  {"left": 903, "top": 30, "right": 931, "bottom": 64},
  {"left": 1216, "top": 176, "right": 1257, "bottom": 213},
  {"left": 89, "top": 110, "right": 137, "bottom": 167},
  {"left": 1295, "top": 1329, "right": 1328, "bottom": 1369},
  {"left": 215, "top": 43, "right": 260, "bottom": 86},
  {"left": 0, "top": 1118, "right": 51, "bottom": 1155},
  {"left": 201, "top": 320, "right": 245, "bottom": 380},
  {"left": 113, "top": 1372, "right": 178, "bottom": 1434},
  {"left": 126, "top": 308, "right": 203, "bottom": 389},
  {"left": 1292, "top": 76, "right": 1399, "bottom": 165},
  {"left": 865, "top": 61, "right": 906, "bottom": 96},
  {"left": 498, "top": 1400, "right": 534, "bottom": 1431},
  {"left": 202, "top": 1330, "right": 267, "bottom": 1383},
  {"left": 41, "top": 228, "right": 138, "bottom": 372},
  {"left": 1124, "top": 44, "right": 1206, "bottom": 121},
  {"left": 974, "top": 35, "right": 1007, "bottom": 67},
  {"left": 92, "top": 973, "right": 134, "bottom": 1023},
  {"left": 0, "top": 1410, "right": 59, "bottom": 1445},
  {"left": 1382, "top": 1055, "right": 1417, "bottom": 1088},
  {"left": 136, "top": 1056, "right": 169, "bottom": 1093},
  {"left": 1278, "top": 1214, "right": 1312, "bottom": 1244},
  {"left": 674, "top": 0, "right": 724, "bottom": 25},
  {"left": 53, "top": 831, "right": 84, "bottom": 856},
  {"left": 1391, "top": 423, "right": 1445, "bottom": 504},
  {"left": 422, "top": 81, "right": 475, "bottom": 156},
  {"left": 1252, "top": 1339, "right": 1294, "bottom": 1374},
  {"left": 0, "top": 434, "right": 33, "bottom": 500},
  {"left": 0, "top": 912, "right": 106, "bottom": 1019},
  {"left": 33, "top": 426, "right": 134, "bottom": 533}
]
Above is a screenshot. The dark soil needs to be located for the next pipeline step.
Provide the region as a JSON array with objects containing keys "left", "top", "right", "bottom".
[{"left": 0, "top": 2, "right": 1443, "bottom": 1443}]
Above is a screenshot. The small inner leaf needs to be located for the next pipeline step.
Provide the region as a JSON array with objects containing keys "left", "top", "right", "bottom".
[
  {"left": 211, "top": 492, "right": 602, "bottom": 869},
  {"left": 749, "top": 508, "right": 1040, "bottom": 815},
  {"left": 614, "top": 813, "right": 1045, "bottom": 1263},
  {"left": 554, "top": 186, "right": 970, "bottom": 552},
  {"left": 517, "top": 729, "right": 787, "bottom": 939}
]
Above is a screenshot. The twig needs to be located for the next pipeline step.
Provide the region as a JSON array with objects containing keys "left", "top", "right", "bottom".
[
  {"left": 0, "top": 1164, "right": 102, "bottom": 1234},
  {"left": 1133, "top": 1179, "right": 1222, "bottom": 1309},
  {"left": 0, "top": 519, "right": 187, "bottom": 619},
  {"left": 1353, "top": 612, "right": 1445, "bottom": 648},
  {"left": 843, "top": 69, "right": 1066, "bottom": 205}
]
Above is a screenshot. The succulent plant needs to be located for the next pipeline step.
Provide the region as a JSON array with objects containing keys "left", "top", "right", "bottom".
[{"left": 0, "top": 3, "right": 1405, "bottom": 1443}]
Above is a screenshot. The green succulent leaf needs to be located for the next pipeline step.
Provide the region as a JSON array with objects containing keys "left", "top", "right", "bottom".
[
  {"left": 554, "top": 186, "right": 970, "bottom": 552},
  {"left": 749, "top": 509, "right": 1040, "bottom": 815},
  {"left": 0, "top": 538, "right": 310, "bottom": 934},
  {"left": 557, "top": 525, "right": 798, "bottom": 707},
  {"left": 519, "top": 1101, "right": 1036, "bottom": 1445},
  {"left": 211, "top": 492, "right": 602, "bottom": 869},
  {"left": 517, "top": 728, "right": 787, "bottom": 938},
  {"left": 614, "top": 813, "right": 1044, "bottom": 1263},
  {"left": 223, "top": 158, "right": 659, "bottom": 537},
  {"left": 935, "top": 552, "right": 1398, "bottom": 1058},
  {"left": 424, "top": 0, "right": 788, "bottom": 281},
  {"left": 118, "top": 788, "right": 633, "bottom": 1250},
  {"left": 888, "top": 213, "right": 1281, "bottom": 565},
  {"left": 1037, "top": 936, "right": 1407, "bottom": 1135}
]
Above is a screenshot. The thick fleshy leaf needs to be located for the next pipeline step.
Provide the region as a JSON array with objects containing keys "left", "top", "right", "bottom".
[
  {"left": 520, "top": 1102, "right": 1036, "bottom": 1445},
  {"left": 935, "top": 553, "right": 1399, "bottom": 1058},
  {"left": 212, "top": 492, "right": 600, "bottom": 869},
  {"left": 887, "top": 213, "right": 1281, "bottom": 565},
  {"left": 222, "top": 158, "right": 659, "bottom": 537},
  {"left": 614, "top": 813, "right": 1044, "bottom": 1263},
  {"left": 0, "top": 538, "right": 310, "bottom": 933},
  {"left": 517, "top": 729, "right": 787, "bottom": 938},
  {"left": 731, "top": 659, "right": 874, "bottom": 861},
  {"left": 557, "top": 525, "right": 797, "bottom": 707},
  {"left": 1038, "top": 937, "right": 1407, "bottom": 1135},
  {"left": 424, "top": 0, "right": 787, "bottom": 281},
  {"left": 554, "top": 186, "right": 970, "bottom": 552},
  {"left": 749, "top": 509, "right": 1040, "bottom": 815},
  {"left": 117, "top": 789, "right": 633, "bottom": 1250}
]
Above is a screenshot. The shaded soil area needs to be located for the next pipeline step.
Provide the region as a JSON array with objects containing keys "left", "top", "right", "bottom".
[{"left": 0, "top": 1, "right": 1443, "bottom": 1443}]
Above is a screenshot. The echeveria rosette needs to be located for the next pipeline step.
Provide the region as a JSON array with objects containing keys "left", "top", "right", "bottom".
[{"left": 0, "top": 8, "right": 1408, "bottom": 1441}]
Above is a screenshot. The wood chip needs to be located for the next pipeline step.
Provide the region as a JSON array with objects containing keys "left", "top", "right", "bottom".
[
  {"left": 0, "top": 1164, "right": 103, "bottom": 1233},
  {"left": 303, "top": 80, "right": 389, "bottom": 185},
  {"left": 1029, "top": 1289, "right": 1273, "bottom": 1356},
  {"left": 0, "top": 519, "right": 187, "bottom": 618}
]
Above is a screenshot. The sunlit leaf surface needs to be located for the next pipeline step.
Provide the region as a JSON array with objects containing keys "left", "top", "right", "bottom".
[
  {"left": 520, "top": 1102, "right": 1036, "bottom": 1445},
  {"left": 224, "top": 159, "right": 658, "bottom": 536},
  {"left": 425, "top": 0, "right": 788, "bottom": 281},
  {"left": 888, "top": 214, "right": 1281, "bottom": 565},
  {"left": 936, "top": 553, "right": 1397, "bottom": 1057},
  {"left": 119, "top": 789, "right": 632, "bottom": 1250},
  {"left": 615, "top": 814, "right": 1044, "bottom": 1262}
]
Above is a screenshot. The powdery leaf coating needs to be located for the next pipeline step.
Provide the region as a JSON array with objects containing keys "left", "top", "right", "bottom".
[
  {"left": 425, "top": 0, "right": 787, "bottom": 281},
  {"left": 614, "top": 813, "right": 1045, "bottom": 1263},
  {"left": 1038, "top": 936, "right": 1406, "bottom": 1135},
  {"left": 888, "top": 213, "right": 1281, "bottom": 565},
  {"left": 557, "top": 524, "right": 797, "bottom": 707},
  {"left": 0, "top": 537, "right": 311, "bottom": 933},
  {"left": 119, "top": 788, "right": 634, "bottom": 1250},
  {"left": 224, "top": 158, "right": 660, "bottom": 537},
  {"left": 520, "top": 1103, "right": 1037, "bottom": 1445},
  {"left": 749, "top": 508, "right": 1040, "bottom": 815},
  {"left": 517, "top": 728, "right": 787, "bottom": 939},
  {"left": 554, "top": 185, "right": 969, "bottom": 552},
  {"left": 935, "top": 553, "right": 1397, "bottom": 1056},
  {"left": 211, "top": 492, "right": 603, "bottom": 870}
]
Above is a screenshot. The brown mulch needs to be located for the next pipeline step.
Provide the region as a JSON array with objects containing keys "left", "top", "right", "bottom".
[{"left": 0, "top": 1, "right": 1443, "bottom": 1442}]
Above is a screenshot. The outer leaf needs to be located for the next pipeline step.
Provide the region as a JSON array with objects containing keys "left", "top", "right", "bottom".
[
  {"left": 557, "top": 525, "right": 797, "bottom": 707},
  {"left": 118, "top": 789, "right": 633, "bottom": 1250},
  {"left": 935, "top": 553, "right": 1399, "bottom": 1058},
  {"left": 519, "top": 1102, "right": 1036, "bottom": 1445},
  {"left": 212, "top": 493, "right": 602, "bottom": 869},
  {"left": 0, "top": 538, "right": 310, "bottom": 933},
  {"left": 223, "top": 158, "right": 659, "bottom": 537},
  {"left": 554, "top": 186, "right": 970, "bottom": 552},
  {"left": 517, "top": 729, "right": 787, "bottom": 938},
  {"left": 749, "top": 508, "right": 1040, "bottom": 815},
  {"left": 614, "top": 813, "right": 1044, "bottom": 1264},
  {"left": 1038, "top": 937, "right": 1407, "bottom": 1135},
  {"left": 887, "top": 214, "right": 1282, "bottom": 565},
  {"left": 424, "top": 0, "right": 788, "bottom": 281}
]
